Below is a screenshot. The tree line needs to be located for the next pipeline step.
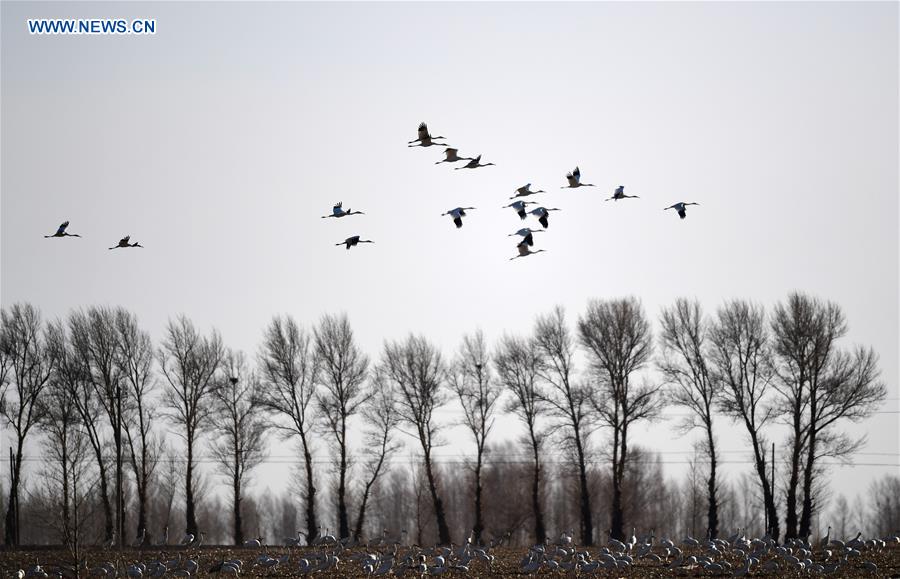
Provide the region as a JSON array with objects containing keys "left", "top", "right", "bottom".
[{"left": 0, "top": 293, "right": 888, "bottom": 548}]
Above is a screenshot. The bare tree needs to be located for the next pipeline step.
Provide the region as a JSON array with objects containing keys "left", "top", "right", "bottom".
[
  {"left": 256, "top": 315, "right": 320, "bottom": 543},
  {"left": 448, "top": 330, "right": 501, "bottom": 544},
  {"left": 578, "top": 297, "right": 660, "bottom": 542},
  {"left": 770, "top": 292, "right": 886, "bottom": 538},
  {"left": 770, "top": 293, "right": 821, "bottom": 539},
  {"left": 158, "top": 315, "right": 224, "bottom": 536},
  {"left": 494, "top": 334, "right": 547, "bottom": 544},
  {"left": 114, "top": 309, "right": 161, "bottom": 543},
  {"left": 314, "top": 313, "right": 369, "bottom": 540},
  {"left": 0, "top": 303, "right": 55, "bottom": 545},
  {"left": 866, "top": 475, "right": 900, "bottom": 537},
  {"left": 58, "top": 313, "right": 114, "bottom": 544},
  {"left": 353, "top": 372, "right": 401, "bottom": 541},
  {"left": 210, "top": 349, "right": 268, "bottom": 545},
  {"left": 533, "top": 306, "right": 595, "bottom": 546},
  {"left": 69, "top": 307, "right": 128, "bottom": 545},
  {"left": 39, "top": 322, "right": 90, "bottom": 548},
  {"left": 709, "top": 299, "right": 780, "bottom": 541},
  {"left": 380, "top": 334, "right": 451, "bottom": 545},
  {"left": 658, "top": 298, "right": 721, "bottom": 538}
]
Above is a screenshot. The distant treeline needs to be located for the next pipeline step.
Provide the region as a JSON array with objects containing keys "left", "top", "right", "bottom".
[{"left": 0, "top": 293, "right": 894, "bottom": 549}]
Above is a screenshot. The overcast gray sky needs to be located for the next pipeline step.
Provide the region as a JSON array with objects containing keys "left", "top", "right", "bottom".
[{"left": 2, "top": 1, "right": 898, "bottom": 516}]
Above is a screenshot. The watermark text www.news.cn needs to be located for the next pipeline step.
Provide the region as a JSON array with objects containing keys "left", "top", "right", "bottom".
[{"left": 28, "top": 19, "right": 156, "bottom": 35}]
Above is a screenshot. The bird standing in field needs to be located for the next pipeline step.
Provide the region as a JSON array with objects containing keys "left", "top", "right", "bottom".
[
  {"left": 529, "top": 207, "right": 561, "bottom": 229},
  {"left": 455, "top": 154, "right": 495, "bottom": 170},
  {"left": 44, "top": 220, "right": 81, "bottom": 238},
  {"left": 510, "top": 240, "right": 546, "bottom": 261},
  {"left": 606, "top": 185, "right": 639, "bottom": 201},
  {"left": 664, "top": 202, "right": 700, "bottom": 220},
  {"left": 510, "top": 183, "right": 546, "bottom": 199},
  {"left": 508, "top": 227, "right": 544, "bottom": 246},
  {"left": 562, "top": 166, "right": 595, "bottom": 188},
  {"left": 442, "top": 207, "right": 476, "bottom": 229},
  {"left": 503, "top": 200, "right": 538, "bottom": 220},
  {"left": 336, "top": 235, "right": 374, "bottom": 250},
  {"left": 435, "top": 148, "right": 473, "bottom": 164},
  {"left": 109, "top": 235, "right": 143, "bottom": 250},
  {"left": 322, "top": 202, "right": 365, "bottom": 218},
  {"left": 408, "top": 122, "right": 447, "bottom": 147}
]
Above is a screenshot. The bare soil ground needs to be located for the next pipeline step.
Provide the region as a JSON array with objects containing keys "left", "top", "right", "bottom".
[{"left": 1, "top": 544, "right": 898, "bottom": 577}]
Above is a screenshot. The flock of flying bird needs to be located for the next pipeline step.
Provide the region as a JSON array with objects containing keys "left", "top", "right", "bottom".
[
  {"left": 407, "top": 122, "right": 700, "bottom": 261},
  {"left": 42, "top": 122, "right": 700, "bottom": 261},
  {"left": 43, "top": 221, "right": 143, "bottom": 251}
]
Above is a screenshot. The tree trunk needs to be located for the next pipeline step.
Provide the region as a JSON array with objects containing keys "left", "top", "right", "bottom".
[
  {"left": 352, "top": 472, "right": 378, "bottom": 540},
  {"left": 784, "top": 362, "right": 805, "bottom": 541},
  {"left": 785, "top": 416, "right": 802, "bottom": 539},
  {"left": 3, "top": 487, "right": 14, "bottom": 546},
  {"left": 4, "top": 443, "right": 24, "bottom": 545},
  {"left": 353, "top": 438, "right": 389, "bottom": 541},
  {"left": 127, "top": 432, "right": 149, "bottom": 542},
  {"left": 186, "top": 434, "right": 197, "bottom": 536},
  {"left": 115, "top": 395, "right": 124, "bottom": 548},
  {"left": 799, "top": 424, "right": 817, "bottom": 537},
  {"left": 136, "top": 477, "right": 147, "bottom": 545},
  {"left": 611, "top": 421, "right": 628, "bottom": 542},
  {"left": 610, "top": 415, "right": 622, "bottom": 542},
  {"left": 353, "top": 494, "right": 369, "bottom": 542},
  {"left": 529, "top": 431, "right": 546, "bottom": 545},
  {"left": 299, "top": 430, "right": 318, "bottom": 543},
  {"left": 749, "top": 430, "right": 779, "bottom": 541},
  {"left": 706, "top": 422, "right": 719, "bottom": 540},
  {"left": 574, "top": 424, "right": 593, "bottom": 546},
  {"left": 473, "top": 446, "right": 484, "bottom": 545},
  {"left": 233, "top": 472, "right": 243, "bottom": 545},
  {"left": 61, "top": 441, "right": 71, "bottom": 546},
  {"left": 338, "top": 420, "right": 349, "bottom": 540},
  {"left": 422, "top": 447, "right": 451, "bottom": 545},
  {"left": 91, "top": 447, "right": 114, "bottom": 542}
]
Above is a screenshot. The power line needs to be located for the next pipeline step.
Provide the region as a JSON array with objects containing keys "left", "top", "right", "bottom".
[
  {"left": 14, "top": 450, "right": 899, "bottom": 460},
  {"left": 16, "top": 456, "right": 899, "bottom": 467}
]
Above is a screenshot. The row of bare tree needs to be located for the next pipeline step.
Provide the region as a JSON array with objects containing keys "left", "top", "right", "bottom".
[
  {"left": 3, "top": 438, "right": 898, "bottom": 548},
  {"left": 0, "top": 293, "right": 887, "bottom": 547}
]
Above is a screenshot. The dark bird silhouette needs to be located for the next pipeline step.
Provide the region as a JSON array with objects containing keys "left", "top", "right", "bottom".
[
  {"left": 109, "top": 235, "right": 143, "bottom": 250},
  {"left": 508, "top": 227, "right": 544, "bottom": 247},
  {"left": 322, "top": 202, "right": 364, "bottom": 218},
  {"left": 435, "top": 148, "right": 473, "bottom": 164},
  {"left": 502, "top": 200, "right": 538, "bottom": 220},
  {"left": 606, "top": 185, "right": 639, "bottom": 201},
  {"left": 336, "top": 235, "right": 374, "bottom": 250},
  {"left": 529, "top": 207, "right": 561, "bottom": 229},
  {"left": 454, "top": 154, "right": 495, "bottom": 170},
  {"left": 44, "top": 220, "right": 81, "bottom": 238},
  {"left": 408, "top": 122, "right": 447, "bottom": 147},
  {"left": 664, "top": 201, "right": 700, "bottom": 220},
  {"left": 562, "top": 166, "right": 595, "bottom": 188},
  {"left": 510, "top": 183, "right": 546, "bottom": 199},
  {"left": 441, "top": 207, "right": 476, "bottom": 229},
  {"left": 510, "top": 240, "right": 546, "bottom": 261}
]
